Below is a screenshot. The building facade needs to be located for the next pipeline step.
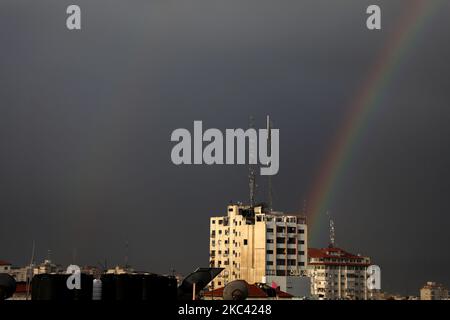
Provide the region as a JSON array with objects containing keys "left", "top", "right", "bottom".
[
  {"left": 308, "top": 247, "right": 371, "bottom": 300},
  {"left": 0, "top": 260, "right": 12, "bottom": 273},
  {"left": 32, "top": 259, "right": 63, "bottom": 275},
  {"left": 420, "top": 282, "right": 449, "bottom": 300},
  {"left": 209, "top": 204, "right": 308, "bottom": 289},
  {"left": 9, "top": 266, "right": 32, "bottom": 282}
]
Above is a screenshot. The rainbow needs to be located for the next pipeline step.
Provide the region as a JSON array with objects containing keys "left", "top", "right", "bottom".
[{"left": 307, "top": 0, "right": 443, "bottom": 245}]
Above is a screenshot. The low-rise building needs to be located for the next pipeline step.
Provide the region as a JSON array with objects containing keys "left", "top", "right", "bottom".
[
  {"left": 0, "top": 260, "right": 12, "bottom": 273},
  {"left": 307, "top": 246, "right": 371, "bottom": 300},
  {"left": 9, "top": 266, "right": 33, "bottom": 282},
  {"left": 106, "top": 265, "right": 135, "bottom": 274},
  {"left": 203, "top": 282, "right": 293, "bottom": 300},
  {"left": 33, "top": 259, "right": 63, "bottom": 275},
  {"left": 420, "top": 282, "right": 449, "bottom": 300}
]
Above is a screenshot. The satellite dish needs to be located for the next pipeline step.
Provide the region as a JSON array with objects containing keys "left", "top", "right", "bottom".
[
  {"left": 223, "top": 280, "right": 248, "bottom": 301},
  {"left": 177, "top": 267, "right": 223, "bottom": 301},
  {"left": 0, "top": 274, "right": 16, "bottom": 300}
]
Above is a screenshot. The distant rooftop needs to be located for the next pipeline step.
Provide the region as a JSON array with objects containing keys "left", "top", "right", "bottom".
[
  {"left": 0, "top": 260, "right": 12, "bottom": 266},
  {"left": 308, "top": 247, "right": 370, "bottom": 266},
  {"left": 204, "top": 283, "right": 293, "bottom": 299}
]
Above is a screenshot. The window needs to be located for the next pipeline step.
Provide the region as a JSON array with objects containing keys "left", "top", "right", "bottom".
[
  {"left": 256, "top": 215, "right": 262, "bottom": 222},
  {"left": 276, "top": 237, "right": 285, "bottom": 244},
  {"left": 276, "top": 226, "right": 284, "bottom": 233},
  {"left": 243, "top": 239, "right": 248, "bottom": 245},
  {"left": 288, "top": 259, "right": 296, "bottom": 266},
  {"left": 298, "top": 240, "right": 305, "bottom": 245},
  {"left": 298, "top": 229, "right": 305, "bottom": 234},
  {"left": 267, "top": 239, "right": 274, "bottom": 244},
  {"left": 287, "top": 227, "right": 296, "bottom": 233},
  {"left": 266, "top": 250, "right": 273, "bottom": 254},
  {"left": 276, "top": 259, "right": 285, "bottom": 265},
  {"left": 298, "top": 251, "right": 305, "bottom": 255},
  {"left": 287, "top": 238, "right": 296, "bottom": 244},
  {"left": 267, "top": 228, "right": 274, "bottom": 233},
  {"left": 298, "top": 261, "right": 305, "bottom": 267},
  {"left": 287, "top": 248, "right": 296, "bottom": 255},
  {"left": 267, "top": 261, "right": 273, "bottom": 266},
  {"left": 212, "top": 220, "right": 215, "bottom": 224}
]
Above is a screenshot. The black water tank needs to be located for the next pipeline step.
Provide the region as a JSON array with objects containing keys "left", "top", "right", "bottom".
[
  {"left": 100, "top": 274, "right": 177, "bottom": 301},
  {"left": 142, "top": 274, "right": 177, "bottom": 301},
  {"left": 0, "top": 274, "right": 16, "bottom": 300},
  {"left": 31, "top": 274, "right": 93, "bottom": 300}
]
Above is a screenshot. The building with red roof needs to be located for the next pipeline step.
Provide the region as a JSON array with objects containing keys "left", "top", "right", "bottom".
[
  {"left": 0, "top": 260, "right": 12, "bottom": 273},
  {"left": 203, "top": 282, "right": 293, "bottom": 300},
  {"left": 307, "top": 246, "right": 372, "bottom": 300}
]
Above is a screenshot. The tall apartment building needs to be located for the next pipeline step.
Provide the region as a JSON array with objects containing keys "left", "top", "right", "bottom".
[
  {"left": 420, "top": 282, "right": 449, "bottom": 300},
  {"left": 209, "top": 204, "right": 308, "bottom": 290},
  {"left": 308, "top": 246, "right": 372, "bottom": 300}
]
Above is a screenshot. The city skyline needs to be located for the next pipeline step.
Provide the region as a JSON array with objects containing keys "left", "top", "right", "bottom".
[{"left": 1, "top": 0, "right": 450, "bottom": 296}]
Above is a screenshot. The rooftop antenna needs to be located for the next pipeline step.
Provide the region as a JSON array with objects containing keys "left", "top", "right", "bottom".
[
  {"left": 267, "top": 115, "right": 273, "bottom": 212},
  {"left": 72, "top": 248, "right": 77, "bottom": 265},
  {"left": 98, "top": 258, "right": 108, "bottom": 272},
  {"left": 328, "top": 211, "right": 335, "bottom": 247},
  {"left": 124, "top": 241, "right": 129, "bottom": 269},
  {"left": 26, "top": 240, "right": 35, "bottom": 300},
  {"left": 249, "top": 116, "right": 257, "bottom": 207}
]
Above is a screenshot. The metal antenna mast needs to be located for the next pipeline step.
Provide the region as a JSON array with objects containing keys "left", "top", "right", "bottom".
[
  {"left": 26, "top": 240, "right": 35, "bottom": 300},
  {"left": 267, "top": 115, "right": 272, "bottom": 211},
  {"left": 249, "top": 116, "right": 257, "bottom": 207},
  {"left": 124, "top": 241, "right": 130, "bottom": 269},
  {"left": 328, "top": 211, "right": 335, "bottom": 247}
]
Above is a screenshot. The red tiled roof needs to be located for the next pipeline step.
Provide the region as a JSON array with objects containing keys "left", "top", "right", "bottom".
[
  {"left": 308, "top": 247, "right": 370, "bottom": 266},
  {"left": 204, "top": 282, "right": 292, "bottom": 299},
  {"left": 275, "top": 288, "right": 293, "bottom": 298},
  {"left": 0, "top": 260, "right": 12, "bottom": 266},
  {"left": 247, "top": 284, "right": 269, "bottom": 298},
  {"left": 204, "top": 286, "right": 224, "bottom": 297},
  {"left": 14, "top": 282, "right": 29, "bottom": 294}
]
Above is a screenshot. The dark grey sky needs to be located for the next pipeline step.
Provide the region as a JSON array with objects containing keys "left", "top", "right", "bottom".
[{"left": 0, "top": 0, "right": 449, "bottom": 295}]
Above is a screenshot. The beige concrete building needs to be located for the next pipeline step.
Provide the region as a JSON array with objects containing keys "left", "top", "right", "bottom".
[
  {"left": 9, "top": 266, "right": 33, "bottom": 282},
  {"left": 308, "top": 247, "right": 372, "bottom": 300},
  {"left": 0, "top": 260, "right": 12, "bottom": 273},
  {"left": 420, "top": 282, "right": 449, "bottom": 300},
  {"left": 209, "top": 204, "right": 308, "bottom": 290},
  {"left": 33, "top": 259, "right": 62, "bottom": 275}
]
